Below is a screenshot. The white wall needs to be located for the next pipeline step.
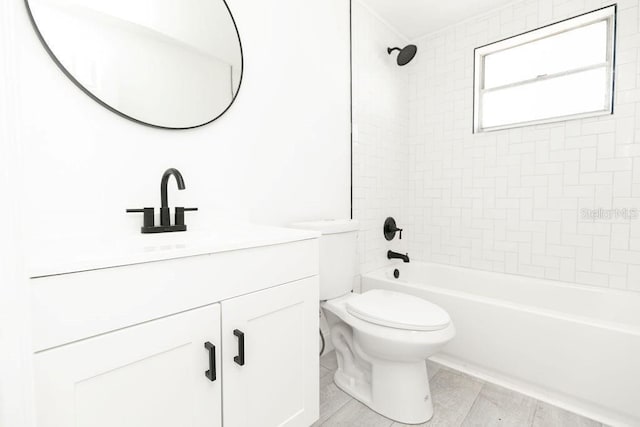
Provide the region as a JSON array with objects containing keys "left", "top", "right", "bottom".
[
  {"left": 0, "top": 3, "right": 36, "bottom": 426},
  {"left": 15, "top": 0, "right": 351, "bottom": 247},
  {"left": 1, "top": 0, "right": 350, "bottom": 423},
  {"left": 352, "top": 1, "right": 411, "bottom": 274}
]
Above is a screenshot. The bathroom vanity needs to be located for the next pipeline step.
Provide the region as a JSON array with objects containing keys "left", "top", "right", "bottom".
[{"left": 28, "top": 225, "right": 320, "bottom": 427}]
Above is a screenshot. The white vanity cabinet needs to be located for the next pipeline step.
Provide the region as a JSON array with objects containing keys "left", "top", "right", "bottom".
[
  {"left": 29, "top": 233, "right": 320, "bottom": 427},
  {"left": 222, "top": 277, "right": 318, "bottom": 427},
  {"left": 34, "top": 304, "right": 223, "bottom": 427}
]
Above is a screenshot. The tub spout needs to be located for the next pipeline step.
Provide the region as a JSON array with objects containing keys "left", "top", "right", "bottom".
[{"left": 388, "top": 250, "right": 410, "bottom": 263}]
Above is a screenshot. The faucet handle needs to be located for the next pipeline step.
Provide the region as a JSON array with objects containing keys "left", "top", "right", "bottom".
[
  {"left": 175, "top": 207, "right": 198, "bottom": 227},
  {"left": 126, "top": 207, "right": 155, "bottom": 228},
  {"left": 383, "top": 217, "right": 404, "bottom": 241}
]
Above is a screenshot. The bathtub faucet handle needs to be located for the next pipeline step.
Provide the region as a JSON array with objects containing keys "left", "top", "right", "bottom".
[{"left": 384, "top": 217, "right": 404, "bottom": 241}]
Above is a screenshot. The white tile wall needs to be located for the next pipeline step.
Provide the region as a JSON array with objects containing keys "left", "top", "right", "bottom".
[
  {"left": 354, "top": 0, "right": 640, "bottom": 291},
  {"left": 352, "top": 1, "right": 411, "bottom": 273},
  {"left": 405, "top": 0, "right": 640, "bottom": 291}
]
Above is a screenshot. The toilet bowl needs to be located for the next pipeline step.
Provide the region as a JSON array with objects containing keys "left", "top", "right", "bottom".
[
  {"left": 322, "top": 290, "right": 455, "bottom": 424},
  {"left": 290, "top": 219, "right": 455, "bottom": 425}
]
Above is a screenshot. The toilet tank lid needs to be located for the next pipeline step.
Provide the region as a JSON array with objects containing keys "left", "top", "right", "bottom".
[{"left": 290, "top": 219, "right": 359, "bottom": 235}]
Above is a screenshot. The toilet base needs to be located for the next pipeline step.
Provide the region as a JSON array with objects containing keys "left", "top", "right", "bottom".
[
  {"left": 333, "top": 358, "right": 434, "bottom": 425},
  {"left": 322, "top": 295, "right": 454, "bottom": 425}
]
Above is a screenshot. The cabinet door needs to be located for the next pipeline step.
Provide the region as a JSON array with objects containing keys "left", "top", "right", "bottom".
[
  {"left": 222, "top": 277, "right": 319, "bottom": 427},
  {"left": 34, "top": 304, "right": 222, "bottom": 427}
]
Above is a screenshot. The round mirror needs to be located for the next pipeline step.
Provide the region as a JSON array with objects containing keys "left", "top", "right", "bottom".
[{"left": 25, "top": 0, "right": 243, "bottom": 129}]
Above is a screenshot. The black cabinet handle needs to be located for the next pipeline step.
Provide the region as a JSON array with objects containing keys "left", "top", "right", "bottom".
[
  {"left": 204, "top": 341, "right": 216, "bottom": 381},
  {"left": 233, "top": 329, "right": 245, "bottom": 366}
]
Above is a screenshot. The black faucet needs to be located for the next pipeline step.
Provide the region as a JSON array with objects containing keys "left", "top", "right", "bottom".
[
  {"left": 127, "top": 168, "right": 197, "bottom": 234},
  {"left": 160, "top": 168, "right": 185, "bottom": 226},
  {"left": 388, "top": 250, "right": 410, "bottom": 263}
]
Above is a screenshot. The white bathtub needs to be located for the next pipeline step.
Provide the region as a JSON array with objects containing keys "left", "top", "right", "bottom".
[{"left": 361, "top": 262, "right": 640, "bottom": 427}]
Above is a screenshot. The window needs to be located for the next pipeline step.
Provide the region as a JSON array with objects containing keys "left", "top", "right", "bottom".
[{"left": 473, "top": 6, "right": 616, "bottom": 133}]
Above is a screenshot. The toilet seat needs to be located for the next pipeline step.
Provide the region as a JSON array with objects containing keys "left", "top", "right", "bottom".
[
  {"left": 346, "top": 289, "right": 450, "bottom": 331},
  {"left": 323, "top": 292, "right": 455, "bottom": 347}
]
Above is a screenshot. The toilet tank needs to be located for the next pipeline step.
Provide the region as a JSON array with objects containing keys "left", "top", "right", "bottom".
[{"left": 291, "top": 220, "right": 359, "bottom": 300}]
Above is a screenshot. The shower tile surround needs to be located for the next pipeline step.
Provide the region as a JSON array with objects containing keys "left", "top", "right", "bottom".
[
  {"left": 352, "top": 1, "right": 411, "bottom": 274},
  {"left": 353, "top": 0, "right": 640, "bottom": 291}
]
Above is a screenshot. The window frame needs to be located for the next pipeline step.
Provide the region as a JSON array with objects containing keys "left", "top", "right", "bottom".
[{"left": 473, "top": 5, "right": 617, "bottom": 133}]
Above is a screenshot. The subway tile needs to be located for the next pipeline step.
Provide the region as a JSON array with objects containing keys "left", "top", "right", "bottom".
[
  {"left": 353, "top": 0, "right": 640, "bottom": 293},
  {"left": 580, "top": 148, "right": 597, "bottom": 172},
  {"left": 629, "top": 265, "right": 640, "bottom": 291},
  {"left": 597, "top": 158, "right": 633, "bottom": 172},
  {"left": 597, "top": 133, "right": 616, "bottom": 158}
]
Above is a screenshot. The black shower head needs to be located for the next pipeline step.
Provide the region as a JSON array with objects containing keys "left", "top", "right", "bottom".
[{"left": 387, "top": 44, "right": 417, "bottom": 66}]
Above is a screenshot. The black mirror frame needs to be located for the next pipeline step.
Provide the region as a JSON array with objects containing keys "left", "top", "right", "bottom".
[{"left": 24, "top": 0, "right": 244, "bottom": 130}]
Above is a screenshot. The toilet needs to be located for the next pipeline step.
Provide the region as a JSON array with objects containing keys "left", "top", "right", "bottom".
[{"left": 292, "top": 219, "right": 455, "bottom": 425}]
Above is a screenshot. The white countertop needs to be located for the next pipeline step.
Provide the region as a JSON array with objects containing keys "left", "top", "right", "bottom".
[{"left": 28, "top": 223, "right": 320, "bottom": 278}]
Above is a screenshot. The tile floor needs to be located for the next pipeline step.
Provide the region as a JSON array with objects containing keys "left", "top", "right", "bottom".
[{"left": 315, "top": 351, "right": 604, "bottom": 427}]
